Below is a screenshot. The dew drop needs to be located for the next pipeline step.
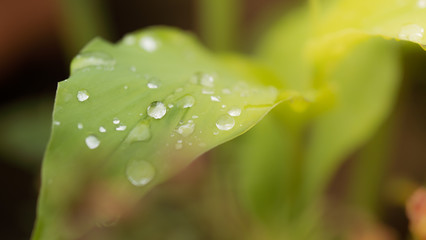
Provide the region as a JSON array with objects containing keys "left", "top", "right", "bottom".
[
  {"left": 85, "top": 135, "right": 100, "bottom": 149},
  {"left": 53, "top": 121, "right": 61, "bottom": 126},
  {"left": 77, "top": 123, "right": 83, "bottom": 129},
  {"left": 113, "top": 118, "right": 120, "bottom": 125},
  {"left": 99, "top": 126, "right": 106, "bottom": 133},
  {"left": 181, "top": 95, "right": 195, "bottom": 108},
  {"left": 147, "top": 79, "right": 161, "bottom": 89},
  {"left": 210, "top": 96, "right": 221, "bottom": 102},
  {"left": 77, "top": 90, "right": 89, "bottom": 102},
  {"left": 175, "top": 142, "right": 183, "bottom": 150},
  {"left": 147, "top": 101, "right": 167, "bottom": 119},
  {"left": 126, "top": 160, "right": 155, "bottom": 187},
  {"left": 216, "top": 115, "right": 235, "bottom": 131},
  {"left": 192, "top": 115, "right": 199, "bottom": 119},
  {"left": 116, "top": 125, "right": 127, "bottom": 131},
  {"left": 202, "top": 89, "right": 214, "bottom": 95},
  {"left": 130, "top": 66, "right": 136, "bottom": 72},
  {"left": 176, "top": 122, "right": 195, "bottom": 137},
  {"left": 399, "top": 24, "right": 424, "bottom": 42},
  {"left": 71, "top": 52, "right": 116, "bottom": 72},
  {"left": 123, "top": 35, "right": 136, "bottom": 45},
  {"left": 139, "top": 36, "right": 158, "bottom": 52},
  {"left": 228, "top": 107, "right": 242, "bottom": 117},
  {"left": 124, "top": 85, "right": 128, "bottom": 90},
  {"left": 201, "top": 73, "right": 215, "bottom": 87},
  {"left": 126, "top": 121, "right": 151, "bottom": 143},
  {"left": 222, "top": 88, "right": 231, "bottom": 94}
]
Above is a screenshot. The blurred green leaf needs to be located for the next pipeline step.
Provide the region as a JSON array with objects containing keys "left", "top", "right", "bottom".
[
  {"left": 32, "top": 27, "right": 280, "bottom": 239},
  {"left": 302, "top": 38, "right": 401, "bottom": 202}
]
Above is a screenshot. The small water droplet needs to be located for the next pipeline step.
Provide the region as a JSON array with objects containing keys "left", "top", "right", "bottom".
[
  {"left": 53, "top": 121, "right": 61, "bottom": 126},
  {"left": 116, "top": 125, "right": 127, "bottom": 131},
  {"left": 221, "top": 105, "right": 226, "bottom": 109},
  {"left": 213, "top": 131, "right": 219, "bottom": 135},
  {"left": 175, "top": 88, "right": 183, "bottom": 92},
  {"left": 139, "top": 36, "right": 158, "bottom": 52},
  {"left": 99, "top": 126, "right": 106, "bottom": 133},
  {"left": 168, "top": 104, "right": 174, "bottom": 108},
  {"left": 85, "top": 135, "right": 100, "bottom": 149},
  {"left": 147, "top": 79, "right": 161, "bottom": 89},
  {"left": 216, "top": 115, "right": 235, "bottom": 131},
  {"left": 210, "top": 96, "right": 221, "bottom": 102},
  {"left": 399, "top": 24, "right": 424, "bottom": 42},
  {"left": 126, "top": 121, "right": 151, "bottom": 143},
  {"left": 71, "top": 52, "right": 115, "bottom": 72},
  {"left": 77, "top": 123, "right": 83, "bottom": 129},
  {"left": 176, "top": 122, "right": 195, "bottom": 137},
  {"left": 113, "top": 118, "right": 120, "bottom": 125},
  {"left": 77, "top": 90, "right": 89, "bottom": 102},
  {"left": 126, "top": 160, "right": 155, "bottom": 186},
  {"left": 130, "top": 66, "right": 136, "bottom": 72},
  {"left": 147, "top": 101, "right": 167, "bottom": 119},
  {"left": 192, "top": 72, "right": 215, "bottom": 87},
  {"left": 192, "top": 115, "right": 199, "bottom": 119},
  {"left": 181, "top": 95, "right": 195, "bottom": 108},
  {"left": 123, "top": 35, "right": 136, "bottom": 45},
  {"left": 202, "top": 89, "right": 214, "bottom": 95},
  {"left": 124, "top": 85, "right": 128, "bottom": 90},
  {"left": 228, "top": 107, "right": 241, "bottom": 117}
]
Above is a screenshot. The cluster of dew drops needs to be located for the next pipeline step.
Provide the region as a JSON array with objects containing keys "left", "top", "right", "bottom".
[
  {"left": 396, "top": 0, "right": 425, "bottom": 43},
  {"left": 52, "top": 33, "right": 260, "bottom": 187}
]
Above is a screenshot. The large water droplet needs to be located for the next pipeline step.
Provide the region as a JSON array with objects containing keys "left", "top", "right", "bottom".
[
  {"left": 147, "top": 101, "right": 167, "bottom": 119},
  {"left": 77, "top": 90, "right": 89, "bottom": 102},
  {"left": 176, "top": 122, "right": 195, "bottom": 137},
  {"left": 139, "top": 36, "right": 158, "bottom": 52},
  {"left": 216, "top": 115, "right": 235, "bottom": 131},
  {"left": 126, "top": 121, "right": 151, "bottom": 143},
  {"left": 126, "top": 160, "right": 155, "bottom": 186},
  {"left": 85, "top": 135, "right": 100, "bottom": 149},
  {"left": 399, "top": 24, "right": 424, "bottom": 42},
  {"left": 71, "top": 52, "right": 115, "bottom": 72},
  {"left": 228, "top": 107, "right": 241, "bottom": 117}
]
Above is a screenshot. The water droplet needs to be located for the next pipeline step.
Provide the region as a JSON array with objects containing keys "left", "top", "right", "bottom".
[
  {"left": 147, "top": 101, "right": 167, "bottom": 119},
  {"left": 123, "top": 35, "right": 136, "bottom": 45},
  {"left": 113, "top": 118, "right": 120, "bottom": 125},
  {"left": 99, "top": 126, "right": 106, "bottom": 133},
  {"left": 168, "top": 104, "right": 174, "bottom": 108},
  {"left": 192, "top": 115, "right": 199, "bottom": 119},
  {"left": 77, "top": 90, "right": 89, "bottom": 102},
  {"left": 216, "top": 115, "right": 235, "bottom": 131},
  {"left": 147, "top": 79, "right": 161, "bottom": 89},
  {"left": 85, "top": 135, "right": 100, "bottom": 149},
  {"left": 221, "top": 105, "right": 226, "bottom": 109},
  {"left": 175, "top": 88, "right": 183, "bottom": 92},
  {"left": 130, "top": 66, "right": 136, "bottom": 72},
  {"left": 139, "top": 36, "right": 158, "bottom": 52},
  {"left": 53, "top": 121, "right": 61, "bottom": 126},
  {"left": 126, "top": 160, "right": 155, "bottom": 186},
  {"left": 210, "top": 96, "right": 221, "bottom": 102},
  {"left": 181, "top": 95, "right": 195, "bottom": 108},
  {"left": 201, "top": 73, "right": 215, "bottom": 87},
  {"left": 126, "top": 121, "right": 151, "bottom": 143},
  {"left": 124, "top": 85, "right": 128, "bottom": 90},
  {"left": 202, "top": 89, "right": 214, "bottom": 95},
  {"left": 116, "top": 125, "right": 127, "bottom": 131},
  {"left": 228, "top": 107, "right": 241, "bottom": 117},
  {"left": 213, "top": 131, "right": 219, "bottom": 135},
  {"left": 77, "top": 123, "right": 83, "bottom": 129},
  {"left": 418, "top": 0, "right": 426, "bottom": 8},
  {"left": 71, "top": 52, "right": 115, "bottom": 72},
  {"left": 399, "top": 24, "right": 424, "bottom": 42},
  {"left": 176, "top": 122, "right": 195, "bottom": 137}
]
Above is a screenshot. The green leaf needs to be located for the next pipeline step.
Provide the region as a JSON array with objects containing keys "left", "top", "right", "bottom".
[
  {"left": 32, "top": 27, "right": 280, "bottom": 239},
  {"left": 302, "top": 38, "right": 401, "bottom": 202}
]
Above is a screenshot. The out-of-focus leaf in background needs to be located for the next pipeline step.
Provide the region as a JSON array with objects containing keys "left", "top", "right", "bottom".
[{"left": 32, "top": 27, "right": 281, "bottom": 239}]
